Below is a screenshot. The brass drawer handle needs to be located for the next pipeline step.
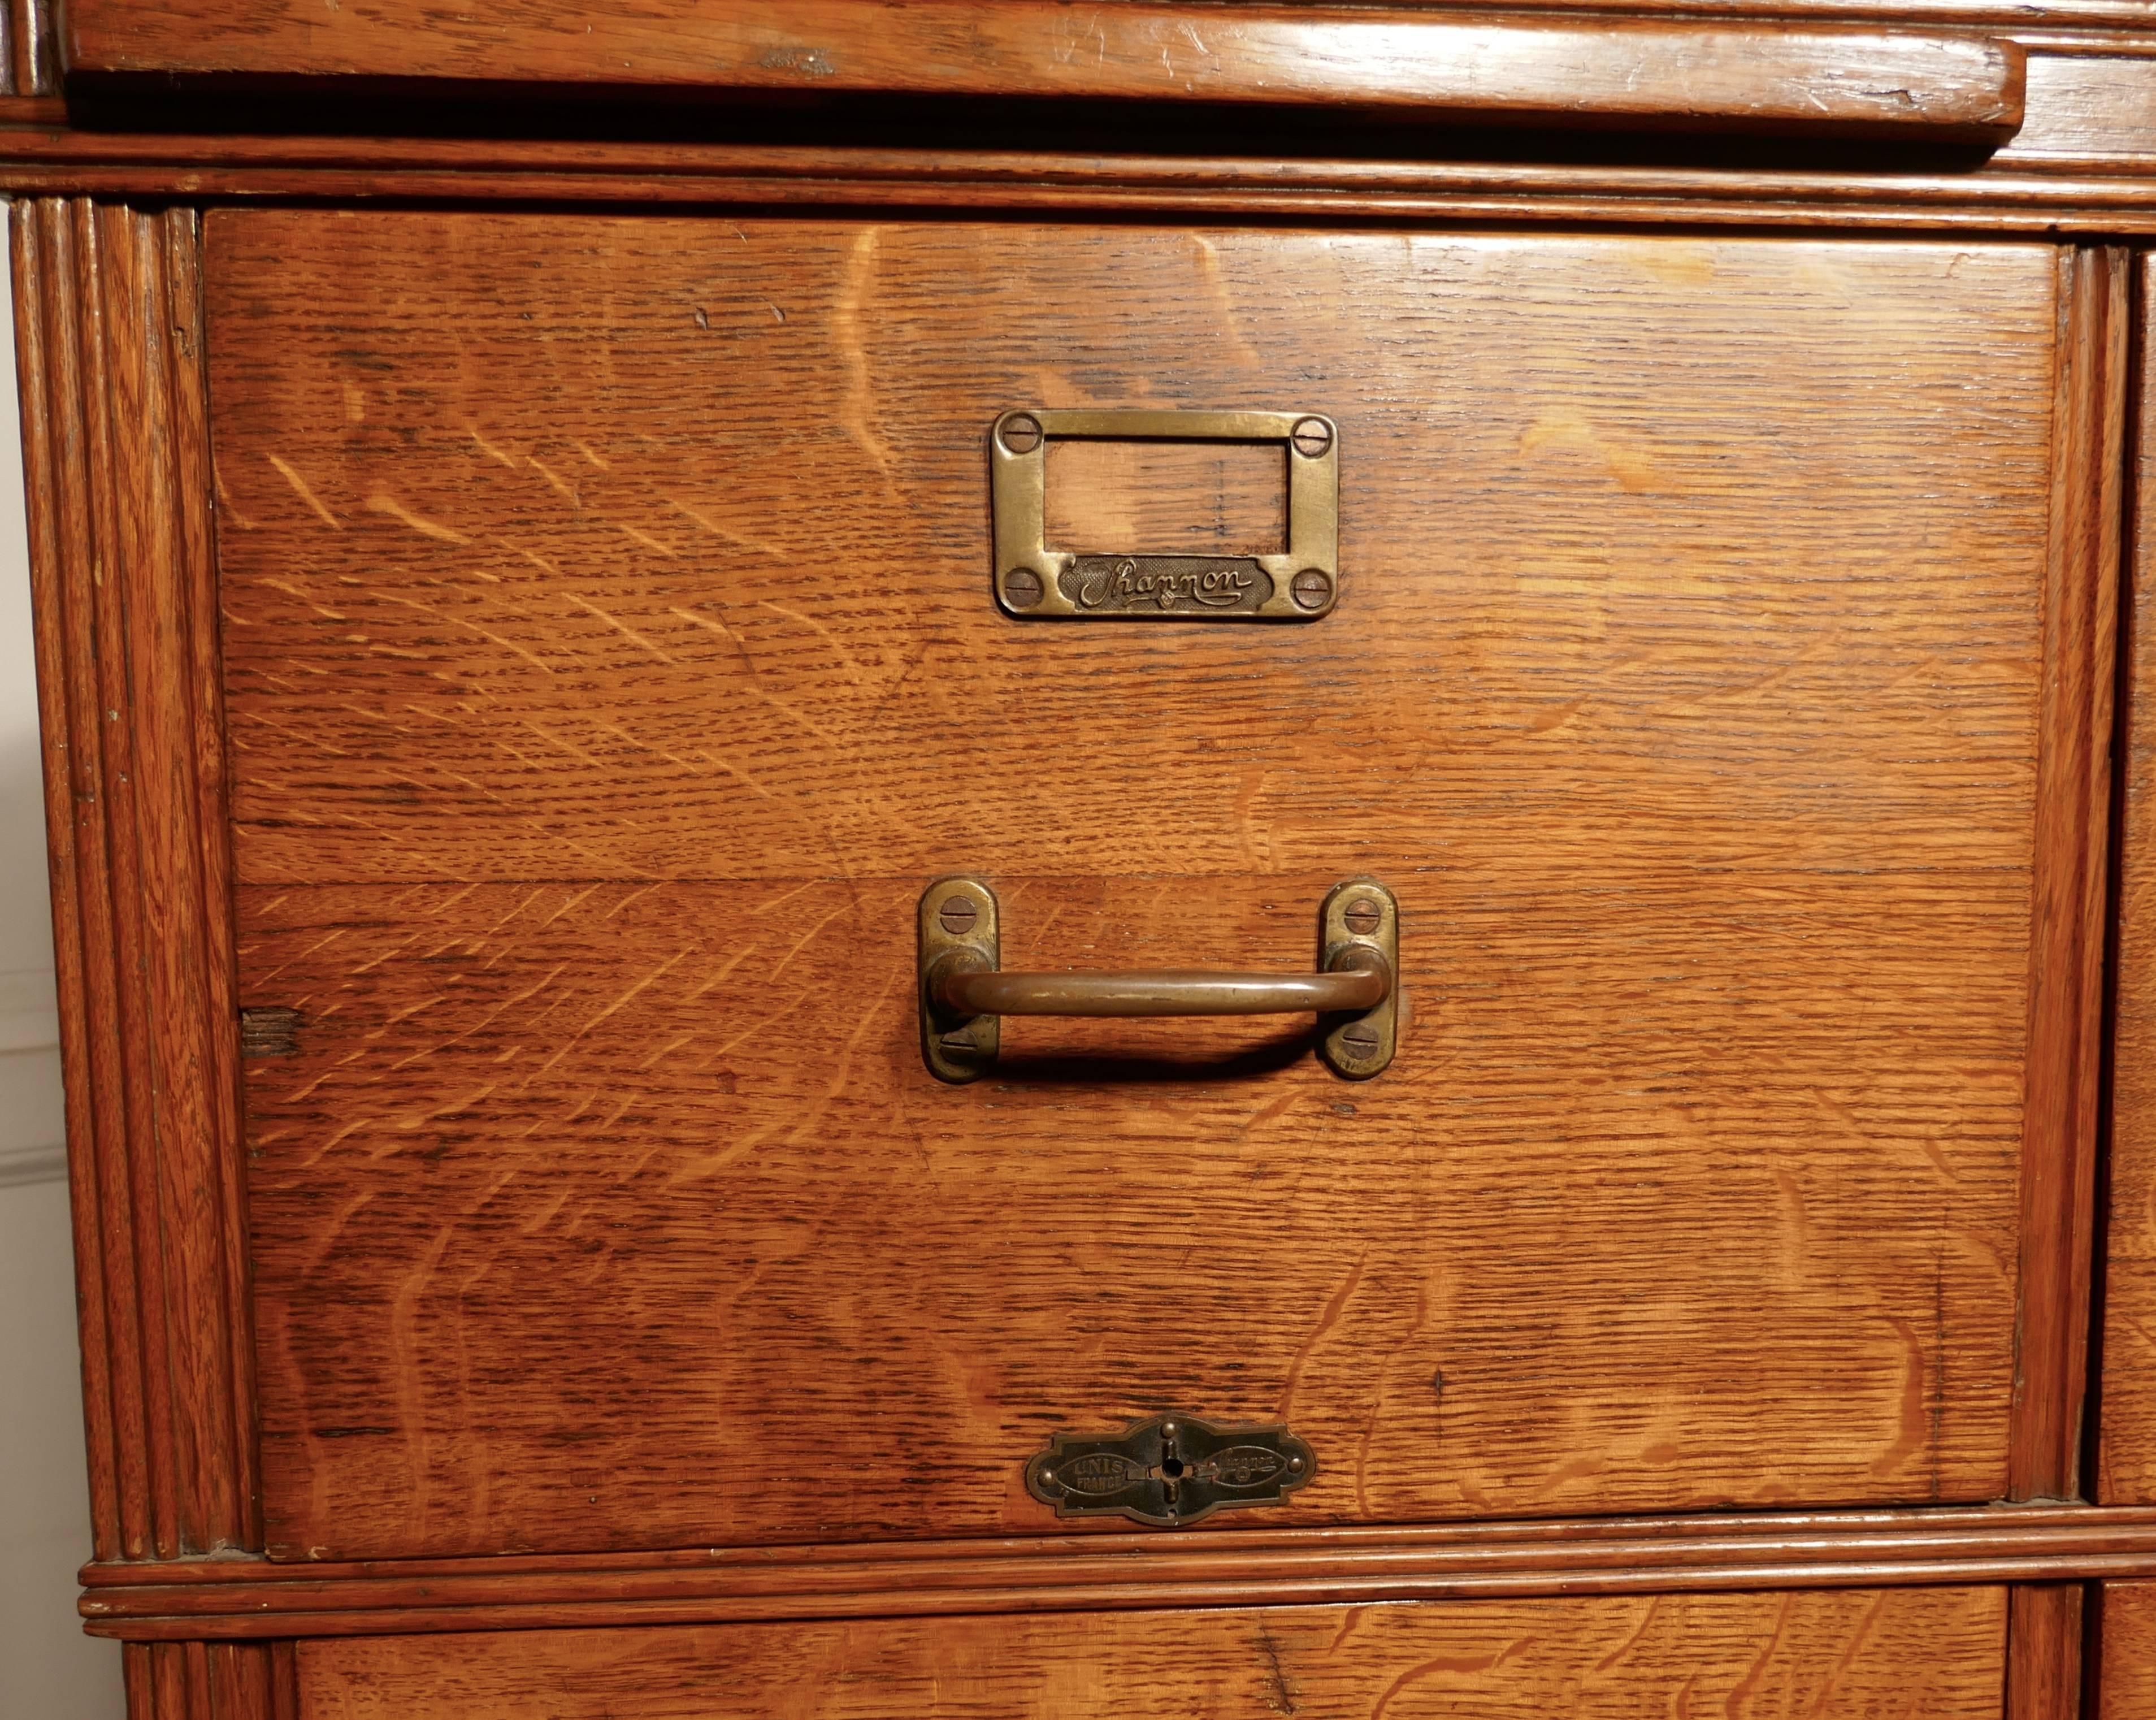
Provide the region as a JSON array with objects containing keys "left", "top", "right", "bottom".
[
  {"left": 931, "top": 947, "right": 1387, "bottom": 1020},
  {"left": 919, "top": 878, "right": 1398, "bottom": 1082}
]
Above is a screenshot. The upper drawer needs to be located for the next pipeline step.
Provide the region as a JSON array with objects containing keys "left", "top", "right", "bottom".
[
  {"left": 205, "top": 211, "right": 2080, "bottom": 1561},
  {"left": 62, "top": 1, "right": 2027, "bottom": 143}
]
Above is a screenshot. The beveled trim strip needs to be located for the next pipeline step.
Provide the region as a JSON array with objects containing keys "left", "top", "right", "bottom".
[{"left": 75, "top": 1505, "right": 2156, "bottom": 1641}]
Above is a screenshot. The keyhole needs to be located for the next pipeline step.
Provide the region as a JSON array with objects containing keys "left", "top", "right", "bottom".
[{"left": 1161, "top": 1455, "right": 1186, "bottom": 1478}]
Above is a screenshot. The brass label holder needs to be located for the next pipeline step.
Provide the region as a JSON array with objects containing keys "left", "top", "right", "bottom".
[
  {"left": 990, "top": 408, "right": 1339, "bottom": 621},
  {"left": 1026, "top": 1411, "right": 1318, "bottom": 1528}
]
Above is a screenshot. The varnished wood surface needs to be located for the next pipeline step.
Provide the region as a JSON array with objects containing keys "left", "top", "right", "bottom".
[
  {"left": 62, "top": 2, "right": 2025, "bottom": 140},
  {"left": 291, "top": 1589, "right": 2008, "bottom": 1718},
  {"left": 2102, "top": 1582, "right": 2156, "bottom": 1717},
  {"left": 13, "top": 197, "right": 258, "bottom": 1562},
  {"left": 202, "top": 214, "right": 2069, "bottom": 1560},
  {"left": 66, "top": 1503, "right": 2156, "bottom": 1640},
  {"left": 2102, "top": 250, "right": 2156, "bottom": 1509}
]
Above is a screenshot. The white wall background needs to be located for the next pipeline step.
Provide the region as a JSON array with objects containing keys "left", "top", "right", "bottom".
[{"left": 0, "top": 223, "right": 129, "bottom": 1719}]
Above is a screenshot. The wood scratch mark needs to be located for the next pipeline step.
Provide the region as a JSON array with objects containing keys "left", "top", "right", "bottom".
[
  {"left": 1726, "top": 1592, "right": 1794, "bottom": 1712},
  {"left": 1368, "top": 1637, "right": 1537, "bottom": 1720},
  {"left": 1276, "top": 1246, "right": 1369, "bottom": 1419},
  {"left": 268, "top": 454, "right": 342, "bottom": 528},
  {"left": 526, "top": 455, "right": 576, "bottom": 501},
  {"left": 613, "top": 520, "right": 679, "bottom": 558},
  {"left": 467, "top": 426, "right": 519, "bottom": 468},
  {"left": 387, "top": 962, "right": 571, "bottom": 1071},
  {"left": 255, "top": 577, "right": 346, "bottom": 622},
  {"left": 833, "top": 227, "right": 906, "bottom": 507},
  {"left": 661, "top": 496, "right": 778, "bottom": 556},
  {"left": 525, "top": 948, "right": 694, "bottom": 1084},
  {"left": 1588, "top": 1595, "right": 1663, "bottom": 1673},
  {"left": 520, "top": 722, "right": 604, "bottom": 767},
  {"left": 683, "top": 943, "right": 758, "bottom": 1000},
  {"left": 696, "top": 749, "right": 776, "bottom": 801},
  {"left": 366, "top": 493, "right": 472, "bottom": 545},
  {"left": 761, "top": 599, "right": 870, "bottom": 686},
  {"left": 565, "top": 592, "right": 678, "bottom": 662},
  {"left": 543, "top": 883, "right": 606, "bottom": 925},
  {"left": 784, "top": 965, "right": 899, "bottom": 1146},
  {"left": 770, "top": 900, "right": 854, "bottom": 982},
  {"left": 752, "top": 879, "right": 821, "bottom": 915},
  {"left": 571, "top": 439, "right": 612, "bottom": 470}
]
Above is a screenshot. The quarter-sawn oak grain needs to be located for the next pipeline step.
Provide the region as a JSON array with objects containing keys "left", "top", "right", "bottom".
[
  {"left": 207, "top": 214, "right": 2058, "bottom": 1560},
  {"left": 293, "top": 1588, "right": 2006, "bottom": 1718}
]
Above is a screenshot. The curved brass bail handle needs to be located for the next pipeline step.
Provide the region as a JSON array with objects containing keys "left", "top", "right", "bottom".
[
  {"left": 918, "top": 877, "right": 1400, "bottom": 1083},
  {"left": 930, "top": 946, "right": 1389, "bottom": 1019}
]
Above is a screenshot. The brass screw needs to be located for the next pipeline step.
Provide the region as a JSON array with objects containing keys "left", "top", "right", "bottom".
[
  {"left": 1001, "top": 413, "right": 1043, "bottom": 454},
  {"left": 1291, "top": 569, "right": 1332, "bottom": 610},
  {"left": 938, "top": 896, "right": 979, "bottom": 935},
  {"left": 1343, "top": 898, "right": 1382, "bottom": 935},
  {"left": 1291, "top": 417, "right": 1333, "bottom": 458},
  {"left": 1339, "top": 1022, "right": 1381, "bottom": 1058},
  {"left": 1004, "top": 567, "right": 1044, "bottom": 609},
  {"left": 939, "top": 1029, "right": 977, "bottom": 1052}
]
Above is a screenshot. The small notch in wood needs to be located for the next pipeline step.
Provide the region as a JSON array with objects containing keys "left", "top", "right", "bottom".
[{"left": 240, "top": 1006, "right": 302, "bottom": 1058}]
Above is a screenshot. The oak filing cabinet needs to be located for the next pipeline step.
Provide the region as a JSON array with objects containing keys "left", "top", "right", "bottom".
[{"left": 19, "top": 0, "right": 2156, "bottom": 1713}]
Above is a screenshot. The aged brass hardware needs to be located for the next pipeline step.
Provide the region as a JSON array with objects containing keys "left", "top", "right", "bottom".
[
  {"left": 1026, "top": 1412, "right": 1318, "bottom": 1528},
  {"left": 916, "top": 877, "right": 1399, "bottom": 1081},
  {"left": 991, "top": 408, "right": 1339, "bottom": 621}
]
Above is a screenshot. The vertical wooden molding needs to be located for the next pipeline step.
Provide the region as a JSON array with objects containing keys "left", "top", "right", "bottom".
[
  {"left": 9, "top": 0, "right": 52, "bottom": 94},
  {"left": 10, "top": 196, "right": 258, "bottom": 1571},
  {"left": 2010, "top": 1583, "right": 2090, "bottom": 1720},
  {"left": 2014, "top": 243, "right": 2131, "bottom": 1508},
  {"left": 2102, "top": 254, "right": 2156, "bottom": 1510}
]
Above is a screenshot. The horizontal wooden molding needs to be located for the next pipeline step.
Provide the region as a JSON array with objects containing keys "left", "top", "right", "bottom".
[
  {"left": 23, "top": 119, "right": 2156, "bottom": 231},
  {"left": 75, "top": 1504, "right": 2156, "bottom": 1641},
  {"left": 58, "top": 3, "right": 2025, "bottom": 143}
]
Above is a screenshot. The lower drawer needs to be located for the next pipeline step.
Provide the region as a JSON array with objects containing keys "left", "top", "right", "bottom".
[{"left": 296, "top": 1589, "right": 2007, "bottom": 1717}]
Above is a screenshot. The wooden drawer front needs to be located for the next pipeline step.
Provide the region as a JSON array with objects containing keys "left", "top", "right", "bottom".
[
  {"left": 294, "top": 1589, "right": 2008, "bottom": 1717},
  {"left": 2103, "top": 1583, "right": 2156, "bottom": 1716},
  {"left": 210, "top": 213, "right": 2059, "bottom": 1559}
]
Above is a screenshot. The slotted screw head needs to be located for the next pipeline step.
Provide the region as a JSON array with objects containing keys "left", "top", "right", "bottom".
[
  {"left": 1291, "top": 417, "right": 1333, "bottom": 458},
  {"left": 1000, "top": 413, "right": 1043, "bottom": 454},
  {"left": 1338, "top": 1022, "right": 1382, "bottom": 1056},
  {"left": 1004, "top": 567, "right": 1044, "bottom": 609},
  {"left": 1343, "top": 897, "right": 1383, "bottom": 935},
  {"left": 1291, "top": 569, "right": 1332, "bottom": 610},
  {"left": 938, "top": 896, "right": 979, "bottom": 935}
]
